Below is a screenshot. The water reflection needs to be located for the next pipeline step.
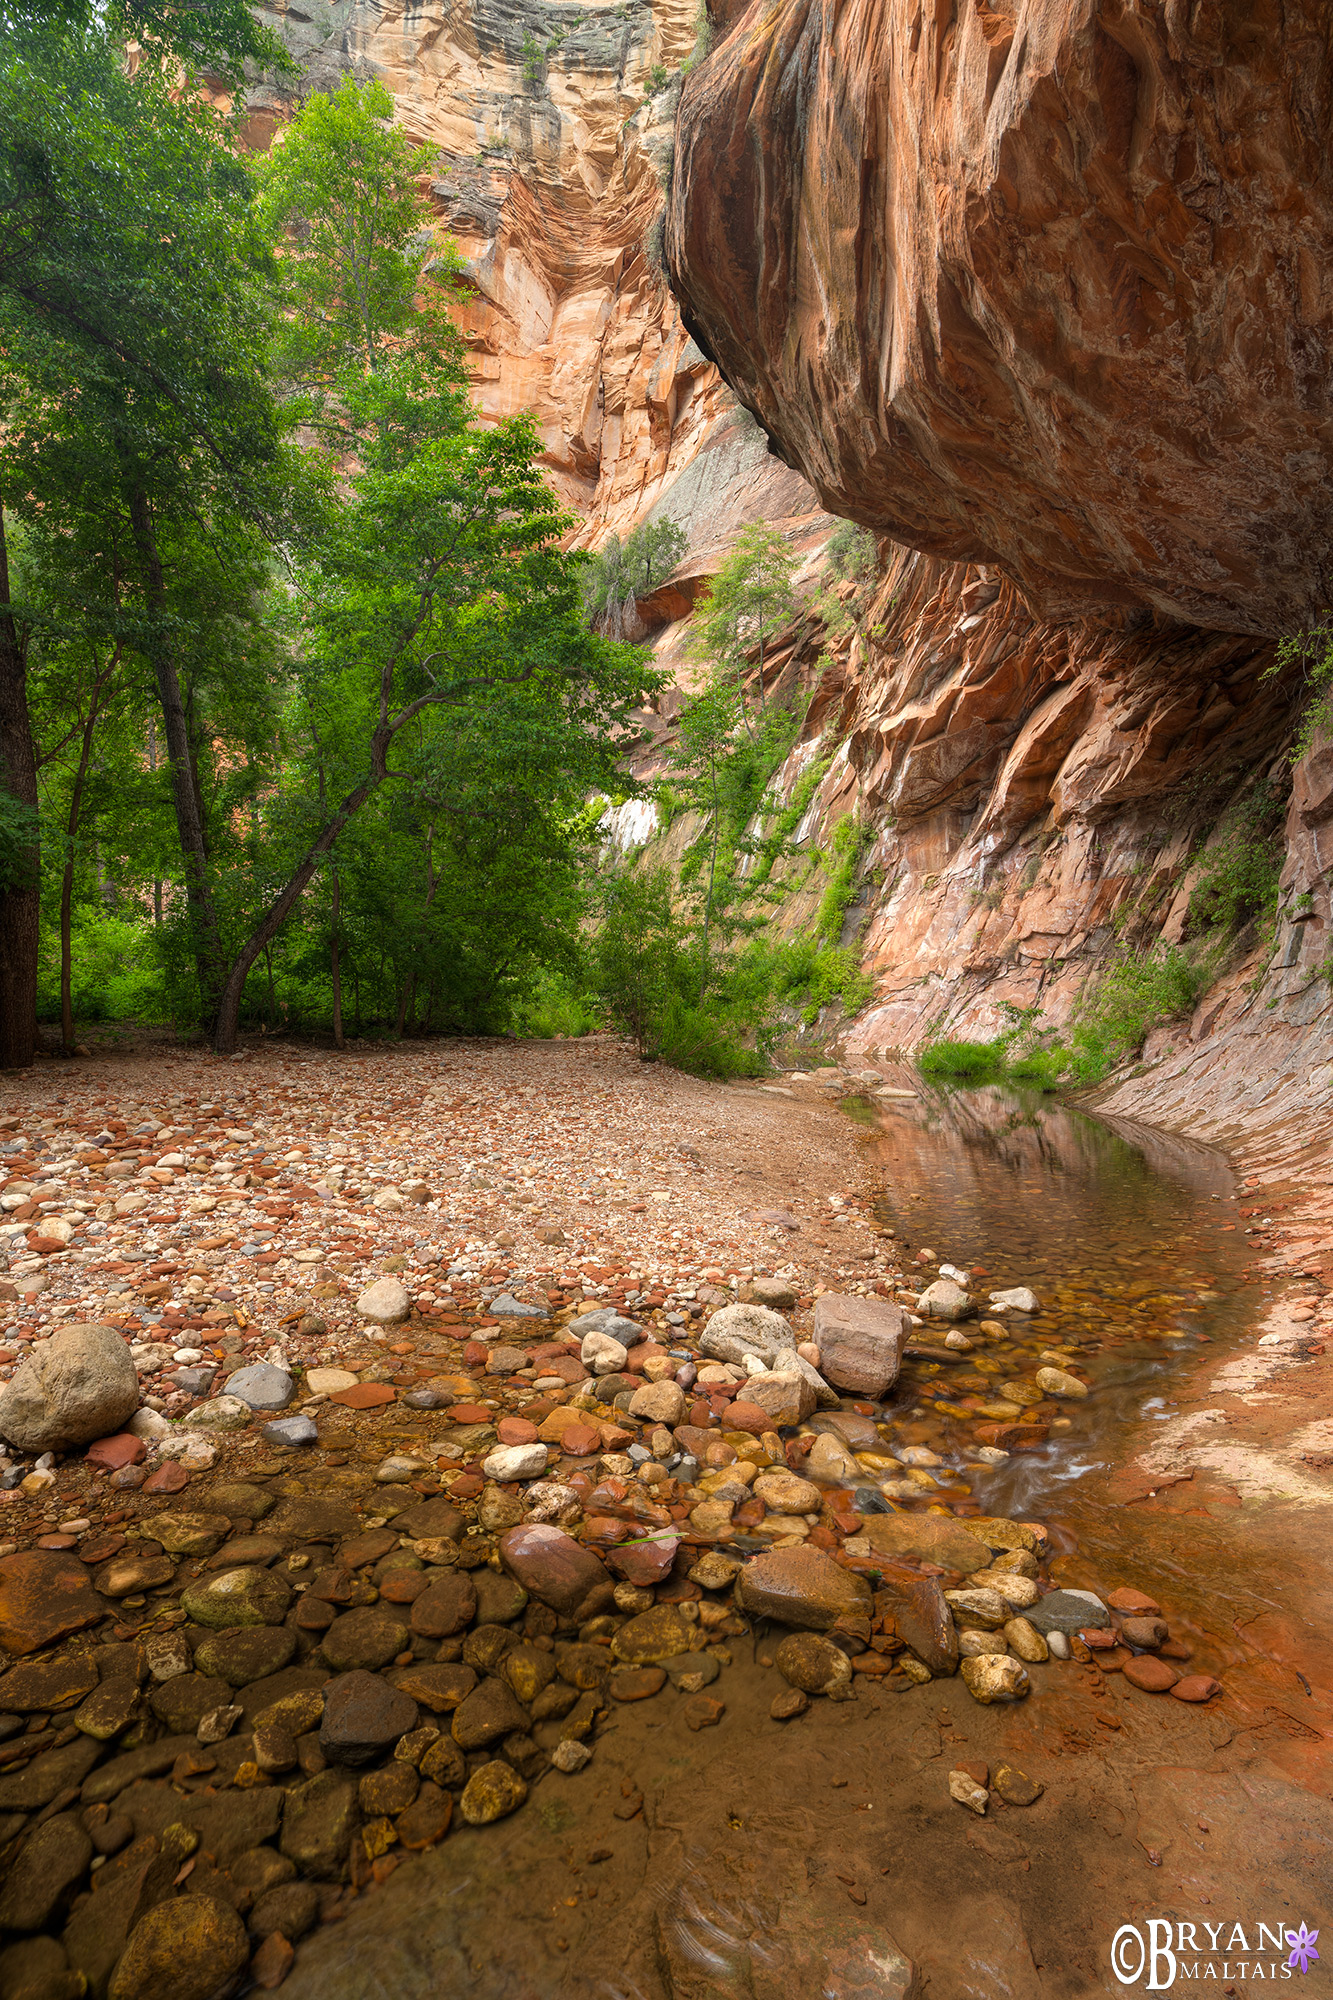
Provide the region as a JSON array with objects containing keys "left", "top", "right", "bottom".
[{"left": 848, "top": 1080, "right": 1254, "bottom": 1528}]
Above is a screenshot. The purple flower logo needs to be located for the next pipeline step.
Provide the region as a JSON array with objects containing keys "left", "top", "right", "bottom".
[{"left": 1287, "top": 1924, "right": 1320, "bottom": 1975}]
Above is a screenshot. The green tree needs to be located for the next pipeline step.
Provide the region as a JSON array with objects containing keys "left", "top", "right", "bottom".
[
  {"left": 687, "top": 523, "right": 797, "bottom": 728},
  {"left": 256, "top": 77, "right": 462, "bottom": 392},
  {"left": 583, "top": 518, "right": 688, "bottom": 637}
]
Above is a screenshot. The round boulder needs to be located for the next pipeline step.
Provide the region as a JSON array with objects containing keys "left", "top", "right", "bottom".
[
  {"left": 459, "top": 1760, "right": 527, "bottom": 1825},
  {"left": 0, "top": 1324, "right": 138, "bottom": 1453},
  {"left": 180, "top": 1568, "right": 291, "bottom": 1630},
  {"left": 773, "top": 1633, "right": 852, "bottom": 1694},
  {"left": 107, "top": 1895, "right": 248, "bottom": 2000}
]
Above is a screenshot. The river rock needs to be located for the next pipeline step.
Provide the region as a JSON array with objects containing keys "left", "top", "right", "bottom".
[
  {"left": 180, "top": 1568, "right": 291, "bottom": 1629},
  {"left": 1027, "top": 1589, "right": 1111, "bottom": 1635},
  {"left": 179, "top": 1396, "right": 251, "bottom": 1433},
  {"left": 225, "top": 1363, "right": 295, "bottom": 1412},
  {"left": 700, "top": 1303, "right": 794, "bottom": 1366},
  {"left": 989, "top": 1288, "right": 1040, "bottom": 1313},
  {"left": 804, "top": 1432, "right": 862, "bottom": 1484},
  {"left": 193, "top": 1627, "right": 296, "bottom": 1687},
  {"left": 320, "top": 1671, "right": 418, "bottom": 1764},
  {"left": 150, "top": 1510, "right": 230, "bottom": 1556},
  {"left": 452, "top": 1678, "right": 530, "bottom": 1749},
  {"left": 488, "top": 1294, "right": 544, "bottom": 1318},
  {"left": 481, "top": 1442, "right": 549, "bottom": 1482},
  {"left": 862, "top": 1514, "right": 991, "bottom": 1573},
  {"left": 876, "top": 1567, "right": 959, "bottom": 1676},
  {"left": 280, "top": 1770, "right": 359, "bottom": 1879},
  {"left": 813, "top": 1294, "right": 910, "bottom": 1396},
  {"left": 0, "top": 1655, "right": 99, "bottom": 1712},
  {"left": 610, "top": 1605, "right": 693, "bottom": 1665},
  {"left": 948, "top": 1769, "right": 989, "bottom": 1815},
  {"left": 0, "top": 1323, "right": 138, "bottom": 1453},
  {"left": 0, "top": 1551, "right": 104, "bottom": 1656},
  {"left": 738, "top": 1370, "right": 815, "bottom": 1426},
  {"left": 265, "top": 1414, "right": 318, "bottom": 1447},
  {"left": 107, "top": 1894, "right": 248, "bottom": 2000},
  {"left": 625, "top": 1378, "right": 684, "bottom": 1425},
  {"left": 734, "top": 1546, "right": 872, "bottom": 1629},
  {"left": 945, "top": 1587, "right": 1010, "bottom": 1631},
  {"left": 1035, "top": 1366, "right": 1088, "bottom": 1399},
  {"left": 773, "top": 1632, "right": 852, "bottom": 1694},
  {"left": 459, "top": 1760, "right": 526, "bottom": 1824},
  {"left": 581, "top": 1330, "right": 628, "bottom": 1374},
  {"left": 1004, "top": 1617, "right": 1049, "bottom": 1662},
  {"left": 915, "top": 1279, "right": 974, "bottom": 1322},
  {"left": 498, "top": 1524, "right": 610, "bottom": 1615},
  {"left": 409, "top": 1572, "right": 477, "bottom": 1639},
  {"left": 356, "top": 1277, "right": 410, "bottom": 1324},
  {"left": 569, "top": 1309, "right": 644, "bottom": 1346},
  {"left": 0, "top": 1813, "right": 93, "bottom": 1930},
  {"left": 752, "top": 1470, "right": 821, "bottom": 1514},
  {"left": 606, "top": 1527, "right": 679, "bottom": 1587},
  {"left": 320, "top": 1607, "right": 409, "bottom": 1672},
  {"left": 960, "top": 1654, "right": 1031, "bottom": 1704}
]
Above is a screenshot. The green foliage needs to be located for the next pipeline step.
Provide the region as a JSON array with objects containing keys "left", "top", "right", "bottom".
[
  {"left": 514, "top": 967, "right": 598, "bottom": 1039},
  {"left": 681, "top": 0, "right": 713, "bottom": 71},
  {"left": 811, "top": 519, "right": 881, "bottom": 654},
  {"left": 824, "top": 521, "right": 876, "bottom": 583},
  {"left": 1265, "top": 617, "right": 1333, "bottom": 761},
  {"left": 917, "top": 946, "right": 1210, "bottom": 1091},
  {"left": 0, "top": 791, "right": 40, "bottom": 895},
  {"left": 521, "top": 31, "right": 547, "bottom": 85},
  {"left": 255, "top": 77, "right": 460, "bottom": 393},
  {"left": 1186, "top": 782, "right": 1286, "bottom": 943},
  {"left": 645, "top": 63, "right": 671, "bottom": 93},
  {"left": 814, "top": 812, "right": 869, "bottom": 943},
  {"left": 583, "top": 520, "right": 689, "bottom": 637},
  {"left": 687, "top": 524, "right": 797, "bottom": 729}
]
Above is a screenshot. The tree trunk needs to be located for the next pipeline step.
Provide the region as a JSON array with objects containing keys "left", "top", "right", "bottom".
[
  {"left": 395, "top": 974, "right": 414, "bottom": 1038},
  {"left": 330, "top": 869, "right": 344, "bottom": 1048},
  {"left": 147, "top": 718, "right": 162, "bottom": 929},
  {"left": 0, "top": 496, "right": 38, "bottom": 1070},
  {"left": 128, "top": 486, "right": 228, "bottom": 1025},
  {"left": 60, "top": 687, "right": 105, "bottom": 1056}
]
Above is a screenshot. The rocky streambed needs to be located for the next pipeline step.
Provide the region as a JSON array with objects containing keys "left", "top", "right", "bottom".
[{"left": 0, "top": 1041, "right": 1328, "bottom": 1999}]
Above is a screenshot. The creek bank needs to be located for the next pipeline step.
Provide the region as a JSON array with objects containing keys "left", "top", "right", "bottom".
[{"left": 0, "top": 1041, "right": 1329, "bottom": 1997}]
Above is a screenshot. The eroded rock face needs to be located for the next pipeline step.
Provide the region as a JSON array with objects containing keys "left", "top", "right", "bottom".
[{"left": 667, "top": 0, "right": 1333, "bottom": 635}]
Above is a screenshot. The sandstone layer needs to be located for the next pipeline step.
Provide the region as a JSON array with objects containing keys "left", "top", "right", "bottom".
[{"left": 667, "top": 0, "right": 1333, "bottom": 634}]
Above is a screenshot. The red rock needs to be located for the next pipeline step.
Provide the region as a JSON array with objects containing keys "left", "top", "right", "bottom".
[
  {"left": 609, "top": 1667, "right": 667, "bottom": 1701},
  {"left": 142, "top": 1461, "right": 190, "bottom": 1495},
  {"left": 462, "top": 1343, "right": 489, "bottom": 1367},
  {"left": 599, "top": 1425, "right": 634, "bottom": 1451},
  {"left": 1106, "top": 1586, "right": 1162, "bottom": 1615},
  {"left": 0, "top": 1550, "right": 105, "bottom": 1655},
  {"left": 688, "top": 1401, "right": 713, "bottom": 1428},
  {"left": 1123, "top": 1656, "right": 1180, "bottom": 1694},
  {"left": 379, "top": 1571, "right": 429, "bottom": 1604},
  {"left": 498, "top": 1522, "right": 611, "bottom": 1615},
  {"left": 606, "top": 1529, "right": 679, "bottom": 1587},
  {"left": 1081, "top": 1627, "right": 1117, "bottom": 1651},
  {"left": 447, "top": 1404, "right": 494, "bottom": 1424},
  {"left": 328, "top": 1383, "right": 396, "bottom": 1409},
  {"left": 294, "top": 1597, "right": 337, "bottom": 1631},
  {"left": 37, "top": 1533, "right": 78, "bottom": 1550},
  {"left": 556, "top": 1424, "right": 601, "bottom": 1458},
  {"left": 724, "top": 1401, "right": 772, "bottom": 1437},
  {"left": 85, "top": 1434, "right": 147, "bottom": 1470},
  {"left": 1169, "top": 1675, "right": 1222, "bottom": 1703},
  {"left": 497, "top": 1417, "right": 538, "bottom": 1445},
  {"left": 732, "top": 1498, "right": 766, "bottom": 1529},
  {"left": 251, "top": 1931, "right": 294, "bottom": 1990},
  {"left": 449, "top": 1473, "right": 483, "bottom": 1500},
  {"left": 1159, "top": 1637, "right": 1193, "bottom": 1661},
  {"left": 683, "top": 1695, "right": 725, "bottom": 1731},
  {"left": 973, "top": 1422, "right": 1049, "bottom": 1450}
]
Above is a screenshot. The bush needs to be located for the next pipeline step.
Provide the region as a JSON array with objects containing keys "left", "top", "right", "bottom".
[
  {"left": 918, "top": 1038, "right": 1006, "bottom": 1081},
  {"left": 513, "top": 967, "right": 597, "bottom": 1039}
]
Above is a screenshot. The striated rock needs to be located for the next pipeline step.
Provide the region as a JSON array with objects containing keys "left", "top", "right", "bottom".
[
  {"left": 0, "top": 1323, "right": 138, "bottom": 1453},
  {"left": 668, "top": 0, "right": 1333, "bottom": 637},
  {"left": 812, "top": 1294, "right": 909, "bottom": 1397}
]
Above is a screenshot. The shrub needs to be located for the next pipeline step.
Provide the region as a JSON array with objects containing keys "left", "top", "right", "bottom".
[{"left": 918, "top": 1038, "right": 1006, "bottom": 1081}]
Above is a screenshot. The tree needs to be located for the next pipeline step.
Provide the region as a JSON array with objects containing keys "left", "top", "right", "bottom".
[
  {"left": 687, "top": 523, "right": 796, "bottom": 728},
  {"left": 583, "top": 518, "right": 688, "bottom": 637},
  {"left": 0, "top": 7, "right": 293, "bottom": 1057},
  {"left": 255, "top": 76, "right": 461, "bottom": 392}
]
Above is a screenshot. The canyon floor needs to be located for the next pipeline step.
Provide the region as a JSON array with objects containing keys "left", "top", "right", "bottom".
[{"left": 0, "top": 1039, "right": 1331, "bottom": 1999}]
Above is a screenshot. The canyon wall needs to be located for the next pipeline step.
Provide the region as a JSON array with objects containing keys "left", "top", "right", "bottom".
[{"left": 262, "top": 0, "right": 1333, "bottom": 1151}]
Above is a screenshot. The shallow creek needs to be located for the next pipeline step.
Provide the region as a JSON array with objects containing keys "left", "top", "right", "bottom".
[{"left": 279, "top": 1087, "right": 1311, "bottom": 2000}]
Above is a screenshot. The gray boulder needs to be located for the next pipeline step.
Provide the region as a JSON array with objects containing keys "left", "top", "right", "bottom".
[
  {"left": 700, "top": 1302, "right": 794, "bottom": 1366},
  {"left": 569, "top": 1308, "right": 645, "bottom": 1347},
  {"left": 0, "top": 1323, "right": 138, "bottom": 1453},
  {"left": 488, "top": 1294, "right": 545, "bottom": 1319},
  {"left": 225, "top": 1363, "right": 295, "bottom": 1412}
]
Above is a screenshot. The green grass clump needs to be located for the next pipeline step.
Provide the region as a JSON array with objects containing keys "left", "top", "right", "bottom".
[{"left": 918, "top": 1038, "right": 1007, "bottom": 1081}]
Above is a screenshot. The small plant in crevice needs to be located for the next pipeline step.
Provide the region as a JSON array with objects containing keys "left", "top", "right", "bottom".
[{"left": 1265, "top": 615, "right": 1333, "bottom": 761}]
